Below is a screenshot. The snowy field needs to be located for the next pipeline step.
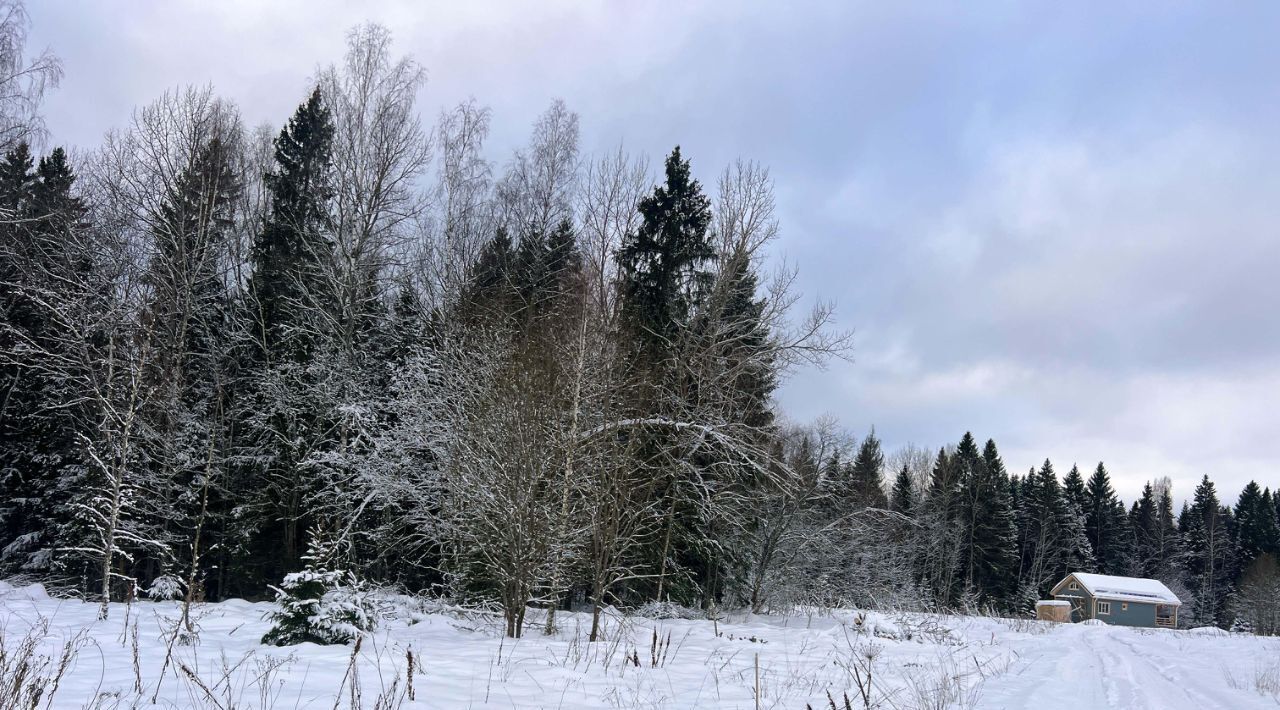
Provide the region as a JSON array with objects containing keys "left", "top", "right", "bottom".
[{"left": 3, "top": 581, "right": 1278, "bottom": 709}]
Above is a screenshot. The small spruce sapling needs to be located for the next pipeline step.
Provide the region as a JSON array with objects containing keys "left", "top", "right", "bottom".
[{"left": 262, "top": 532, "right": 374, "bottom": 646}]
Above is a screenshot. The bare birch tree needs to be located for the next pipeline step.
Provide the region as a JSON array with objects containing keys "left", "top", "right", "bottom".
[
  {"left": 496, "top": 99, "right": 580, "bottom": 238},
  {"left": 421, "top": 100, "right": 493, "bottom": 304},
  {"left": 319, "top": 23, "right": 430, "bottom": 351},
  {"left": 0, "top": 0, "right": 61, "bottom": 153},
  {"left": 576, "top": 146, "right": 648, "bottom": 318}
]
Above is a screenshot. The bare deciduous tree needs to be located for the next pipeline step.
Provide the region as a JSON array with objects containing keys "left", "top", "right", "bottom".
[
  {"left": 577, "top": 146, "right": 648, "bottom": 318},
  {"left": 0, "top": 0, "right": 61, "bottom": 153},
  {"left": 319, "top": 23, "right": 431, "bottom": 352},
  {"left": 497, "top": 99, "right": 580, "bottom": 238},
  {"left": 421, "top": 100, "right": 493, "bottom": 304}
]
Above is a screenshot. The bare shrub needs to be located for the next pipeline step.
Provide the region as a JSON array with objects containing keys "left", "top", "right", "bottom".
[{"left": 0, "top": 618, "right": 86, "bottom": 709}]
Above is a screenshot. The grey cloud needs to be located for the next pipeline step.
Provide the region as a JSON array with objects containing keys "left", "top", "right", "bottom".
[{"left": 28, "top": 0, "right": 1280, "bottom": 501}]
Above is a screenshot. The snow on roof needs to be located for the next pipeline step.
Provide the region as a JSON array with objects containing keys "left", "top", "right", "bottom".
[
  {"left": 1036, "top": 600, "right": 1071, "bottom": 607},
  {"left": 1059, "top": 572, "right": 1181, "bottom": 605}
]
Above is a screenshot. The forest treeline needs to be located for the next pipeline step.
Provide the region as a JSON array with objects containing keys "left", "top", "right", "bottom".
[{"left": 0, "top": 6, "right": 1276, "bottom": 638}]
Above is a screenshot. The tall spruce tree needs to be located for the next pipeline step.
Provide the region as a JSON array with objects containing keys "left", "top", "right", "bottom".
[
  {"left": 1234, "top": 481, "right": 1274, "bottom": 568},
  {"left": 237, "top": 88, "right": 337, "bottom": 589},
  {"left": 0, "top": 146, "right": 94, "bottom": 578},
  {"left": 1131, "top": 482, "right": 1158, "bottom": 576},
  {"left": 958, "top": 437, "right": 1018, "bottom": 607},
  {"left": 1062, "top": 465, "right": 1088, "bottom": 516},
  {"left": 250, "top": 87, "right": 335, "bottom": 361},
  {"left": 1084, "top": 463, "right": 1127, "bottom": 574},
  {"left": 1275, "top": 488, "right": 1280, "bottom": 544},
  {"left": 1150, "top": 480, "right": 1180, "bottom": 582},
  {"left": 922, "top": 447, "right": 962, "bottom": 605},
  {"left": 889, "top": 465, "right": 915, "bottom": 516},
  {"left": 1181, "top": 475, "right": 1235, "bottom": 627},
  {"left": 616, "top": 146, "right": 714, "bottom": 364},
  {"left": 614, "top": 146, "right": 719, "bottom": 605},
  {"left": 1260, "top": 488, "right": 1280, "bottom": 557},
  {"left": 848, "top": 430, "right": 888, "bottom": 509},
  {"left": 1017, "top": 461, "right": 1063, "bottom": 603},
  {"left": 703, "top": 252, "right": 776, "bottom": 431}
]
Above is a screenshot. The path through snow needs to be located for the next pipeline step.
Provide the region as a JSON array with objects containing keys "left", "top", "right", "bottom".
[{"left": 980, "top": 623, "right": 1279, "bottom": 709}]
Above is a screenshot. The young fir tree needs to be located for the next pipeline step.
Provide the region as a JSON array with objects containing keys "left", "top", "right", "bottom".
[{"left": 261, "top": 532, "right": 373, "bottom": 646}]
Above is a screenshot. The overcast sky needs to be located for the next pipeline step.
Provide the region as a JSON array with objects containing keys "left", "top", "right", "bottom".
[{"left": 29, "top": 1, "right": 1280, "bottom": 503}]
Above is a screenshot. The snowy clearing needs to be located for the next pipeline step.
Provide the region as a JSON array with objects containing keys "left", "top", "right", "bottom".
[{"left": 2, "top": 581, "right": 1278, "bottom": 709}]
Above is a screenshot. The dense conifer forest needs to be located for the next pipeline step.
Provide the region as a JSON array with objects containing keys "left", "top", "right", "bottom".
[{"left": 1, "top": 5, "right": 1277, "bottom": 639}]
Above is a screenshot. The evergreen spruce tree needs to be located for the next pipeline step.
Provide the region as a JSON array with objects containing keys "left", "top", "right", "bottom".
[
  {"left": 237, "top": 88, "right": 337, "bottom": 589},
  {"left": 1084, "top": 463, "right": 1126, "bottom": 574},
  {"left": 0, "top": 146, "right": 94, "bottom": 579},
  {"left": 1014, "top": 459, "right": 1092, "bottom": 607},
  {"left": 957, "top": 437, "right": 1018, "bottom": 608},
  {"left": 1275, "top": 489, "right": 1280, "bottom": 545},
  {"left": 1062, "top": 465, "right": 1088, "bottom": 516},
  {"left": 1181, "top": 475, "right": 1235, "bottom": 627},
  {"left": 921, "top": 447, "right": 962, "bottom": 605},
  {"left": 703, "top": 251, "right": 776, "bottom": 431},
  {"left": 1150, "top": 482, "right": 1180, "bottom": 582},
  {"left": 250, "top": 87, "right": 336, "bottom": 361},
  {"left": 1259, "top": 488, "right": 1280, "bottom": 556},
  {"left": 848, "top": 430, "right": 888, "bottom": 509},
  {"left": 1059, "top": 493, "right": 1095, "bottom": 580},
  {"left": 1234, "top": 481, "right": 1273, "bottom": 567},
  {"left": 0, "top": 143, "right": 39, "bottom": 568},
  {"left": 818, "top": 450, "right": 847, "bottom": 516},
  {"left": 614, "top": 147, "right": 719, "bottom": 605},
  {"left": 889, "top": 465, "right": 915, "bottom": 516},
  {"left": 616, "top": 146, "right": 714, "bottom": 364},
  {"left": 1017, "top": 462, "right": 1059, "bottom": 603},
  {"left": 1131, "top": 483, "right": 1158, "bottom": 576}
]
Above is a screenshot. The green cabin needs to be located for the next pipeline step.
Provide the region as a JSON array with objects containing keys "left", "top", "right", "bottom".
[{"left": 1051, "top": 572, "right": 1180, "bottom": 629}]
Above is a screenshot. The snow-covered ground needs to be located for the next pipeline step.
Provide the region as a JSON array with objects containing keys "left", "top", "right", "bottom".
[{"left": 3, "top": 580, "right": 1278, "bottom": 709}]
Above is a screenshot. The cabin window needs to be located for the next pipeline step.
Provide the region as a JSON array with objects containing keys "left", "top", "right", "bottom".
[
  {"left": 1069, "top": 582, "right": 1078, "bottom": 590},
  {"left": 1122, "top": 603, "right": 1128, "bottom": 611},
  {"left": 1098, "top": 601, "right": 1111, "bottom": 615}
]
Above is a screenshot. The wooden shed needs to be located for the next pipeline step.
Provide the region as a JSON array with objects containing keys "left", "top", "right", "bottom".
[{"left": 1035, "top": 599, "right": 1072, "bottom": 622}]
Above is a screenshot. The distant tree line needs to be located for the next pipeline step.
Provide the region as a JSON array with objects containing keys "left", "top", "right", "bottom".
[{"left": 0, "top": 4, "right": 1276, "bottom": 637}]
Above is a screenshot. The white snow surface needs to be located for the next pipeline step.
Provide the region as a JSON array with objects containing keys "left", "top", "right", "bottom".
[
  {"left": 2, "top": 580, "right": 1277, "bottom": 709},
  {"left": 1066, "top": 572, "right": 1182, "bottom": 604}
]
